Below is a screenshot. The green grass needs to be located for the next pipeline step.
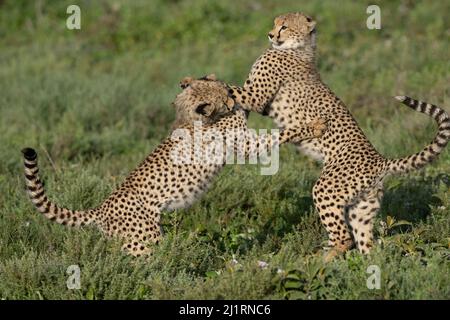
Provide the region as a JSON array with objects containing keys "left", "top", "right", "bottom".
[{"left": 0, "top": 0, "right": 449, "bottom": 299}]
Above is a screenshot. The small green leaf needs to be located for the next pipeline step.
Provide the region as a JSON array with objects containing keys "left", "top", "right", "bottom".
[
  {"left": 391, "top": 220, "right": 412, "bottom": 228},
  {"left": 85, "top": 286, "right": 95, "bottom": 300},
  {"left": 287, "top": 291, "right": 306, "bottom": 300},
  {"left": 386, "top": 216, "right": 395, "bottom": 228},
  {"left": 284, "top": 280, "right": 302, "bottom": 289},
  {"left": 205, "top": 271, "right": 218, "bottom": 278},
  {"left": 285, "top": 273, "right": 301, "bottom": 281}
]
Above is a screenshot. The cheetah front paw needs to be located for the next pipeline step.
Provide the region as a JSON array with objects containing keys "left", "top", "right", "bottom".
[
  {"left": 322, "top": 238, "right": 354, "bottom": 262},
  {"left": 310, "top": 118, "right": 328, "bottom": 138},
  {"left": 323, "top": 248, "right": 341, "bottom": 263}
]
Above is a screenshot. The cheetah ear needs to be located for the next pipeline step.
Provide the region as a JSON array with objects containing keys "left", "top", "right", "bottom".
[
  {"left": 307, "top": 18, "right": 316, "bottom": 33},
  {"left": 180, "top": 76, "right": 194, "bottom": 89},
  {"left": 195, "top": 103, "right": 214, "bottom": 117},
  {"left": 200, "top": 73, "right": 216, "bottom": 81}
]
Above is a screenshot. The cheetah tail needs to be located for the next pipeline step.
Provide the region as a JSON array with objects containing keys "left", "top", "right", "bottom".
[
  {"left": 386, "top": 96, "right": 450, "bottom": 175},
  {"left": 21, "top": 148, "right": 96, "bottom": 227}
]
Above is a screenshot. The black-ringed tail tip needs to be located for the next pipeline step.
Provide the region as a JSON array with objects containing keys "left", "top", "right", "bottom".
[
  {"left": 21, "top": 146, "right": 96, "bottom": 228},
  {"left": 21, "top": 147, "right": 37, "bottom": 161}
]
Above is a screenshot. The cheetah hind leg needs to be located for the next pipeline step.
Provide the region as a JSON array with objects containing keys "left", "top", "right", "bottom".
[
  {"left": 347, "top": 185, "right": 383, "bottom": 254},
  {"left": 314, "top": 202, "right": 354, "bottom": 262},
  {"left": 121, "top": 226, "right": 162, "bottom": 257},
  {"left": 313, "top": 179, "right": 355, "bottom": 262},
  {"left": 322, "top": 229, "right": 354, "bottom": 263},
  {"left": 122, "top": 207, "right": 163, "bottom": 257},
  {"left": 122, "top": 240, "right": 152, "bottom": 257}
]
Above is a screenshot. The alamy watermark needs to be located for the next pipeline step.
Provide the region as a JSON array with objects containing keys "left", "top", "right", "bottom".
[
  {"left": 66, "top": 264, "right": 81, "bottom": 289},
  {"left": 170, "top": 121, "right": 281, "bottom": 175},
  {"left": 66, "top": 5, "right": 81, "bottom": 30},
  {"left": 366, "top": 5, "right": 381, "bottom": 30},
  {"left": 366, "top": 265, "right": 381, "bottom": 289},
  {"left": 66, "top": 5, "right": 382, "bottom": 31}
]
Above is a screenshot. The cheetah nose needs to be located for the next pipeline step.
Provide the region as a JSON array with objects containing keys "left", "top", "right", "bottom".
[{"left": 268, "top": 32, "right": 274, "bottom": 39}]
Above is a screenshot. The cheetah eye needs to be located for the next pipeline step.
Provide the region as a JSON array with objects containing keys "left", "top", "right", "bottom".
[
  {"left": 195, "top": 103, "right": 210, "bottom": 115},
  {"left": 280, "top": 25, "right": 288, "bottom": 31},
  {"left": 306, "top": 17, "right": 312, "bottom": 22}
]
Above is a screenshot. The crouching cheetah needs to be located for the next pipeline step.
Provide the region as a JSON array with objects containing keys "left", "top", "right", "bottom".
[
  {"left": 227, "top": 12, "right": 450, "bottom": 258},
  {"left": 22, "top": 74, "right": 327, "bottom": 256}
]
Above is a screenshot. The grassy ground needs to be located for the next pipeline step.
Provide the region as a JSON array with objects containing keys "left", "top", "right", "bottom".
[{"left": 0, "top": 0, "right": 449, "bottom": 299}]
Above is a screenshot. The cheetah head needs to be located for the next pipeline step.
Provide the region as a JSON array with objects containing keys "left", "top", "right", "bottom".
[
  {"left": 172, "top": 74, "right": 237, "bottom": 128},
  {"left": 268, "top": 12, "right": 317, "bottom": 51}
]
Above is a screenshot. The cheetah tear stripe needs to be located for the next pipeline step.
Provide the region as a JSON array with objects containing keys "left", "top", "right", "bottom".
[{"left": 387, "top": 96, "right": 450, "bottom": 174}]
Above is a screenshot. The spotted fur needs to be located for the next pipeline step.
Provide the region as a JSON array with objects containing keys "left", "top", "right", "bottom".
[
  {"left": 227, "top": 12, "right": 450, "bottom": 258},
  {"left": 22, "top": 75, "right": 327, "bottom": 256}
]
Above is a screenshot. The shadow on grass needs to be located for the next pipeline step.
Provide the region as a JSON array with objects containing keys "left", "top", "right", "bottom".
[
  {"left": 380, "top": 173, "right": 448, "bottom": 224},
  {"left": 256, "top": 173, "right": 448, "bottom": 245},
  {"left": 255, "top": 186, "right": 316, "bottom": 250}
]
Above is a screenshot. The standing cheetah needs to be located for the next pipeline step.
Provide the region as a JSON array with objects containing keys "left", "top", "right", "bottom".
[
  {"left": 22, "top": 74, "right": 327, "bottom": 256},
  {"left": 227, "top": 12, "right": 450, "bottom": 258}
]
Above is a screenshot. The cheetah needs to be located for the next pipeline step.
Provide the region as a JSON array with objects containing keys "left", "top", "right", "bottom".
[
  {"left": 227, "top": 12, "right": 450, "bottom": 258},
  {"left": 22, "top": 74, "right": 327, "bottom": 256}
]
